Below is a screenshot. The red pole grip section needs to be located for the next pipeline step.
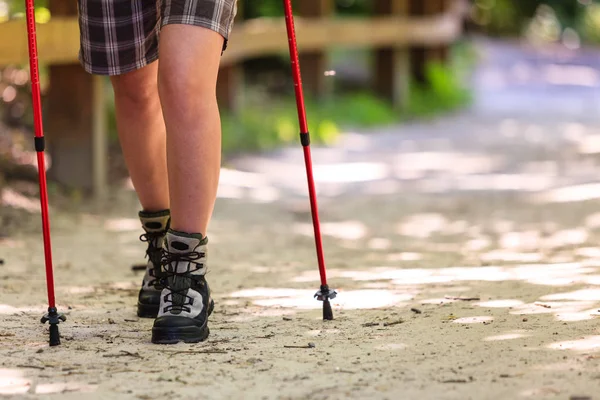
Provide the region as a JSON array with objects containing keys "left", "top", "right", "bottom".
[
  {"left": 26, "top": 0, "right": 44, "bottom": 140},
  {"left": 26, "top": 0, "right": 56, "bottom": 309},
  {"left": 283, "top": 0, "right": 309, "bottom": 135},
  {"left": 283, "top": 0, "right": 328, "bottom": 287}
]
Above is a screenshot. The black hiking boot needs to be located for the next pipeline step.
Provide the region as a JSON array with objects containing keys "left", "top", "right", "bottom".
[
  {"left": 151, "top": 229, "right": 214, "bottom": 344},
  {"left": 136, "top": 210, "right": 170, "bottom": 318}
]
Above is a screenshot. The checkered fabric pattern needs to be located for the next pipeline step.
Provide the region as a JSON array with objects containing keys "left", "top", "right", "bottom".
[{"left": 77, "top": 0, "right": 237, "bottom": 76}]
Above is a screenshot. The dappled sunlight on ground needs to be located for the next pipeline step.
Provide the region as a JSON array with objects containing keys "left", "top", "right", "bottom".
[
  {"left": 575, "top": 247, "right": 600, "bottom": 258},
  {"left": 519, "top": 387, "right": 562, "bottom": 398},
  {"left": 0, "top": 368, "right": 98, "bottom": 396},
  {"left": 256, "top": 261, "right": 600, "bottom": 324},
  {"left": 553, "top": 308, "right": 600, "bottom": 322},
  {"left": 479, "top": 250, "right": 543, "bottom": 263},
  {"left": 104, "top": 218, "right": 140, "bottom": 232},
  {"left": 0, "top": 369, "right": 30, "bottom": 395},
  {"left": 293, "top": 221, "right": 368, "bottom": 241},
  {"left": 228, "top": 288, "right": 412, "bottom": 310},
  {"left": 543, "top": 64, "right": 599, "bottom": 87},
  {"left": 63, "top": 285, "right": 96, "bottom": 295},
  {"left": 397, "top": 214, "right": 454, "bottom": 239},
  {"left": 453, "top": 316, "right": 494, "bottom": 324},
  {"left": 1, "top": 188, "right": 40, "bottom": 212},
  {"left": 0, "top": 304, "right": 45, "bottom": 314},
  {"left": 483, "top": 332, "right": 531, "bottom": 341},
  {"left": 464, "top": 238, "right": 492, "bottom": 252},
  {"left": 478, "top": 299, "right": 525, "bottom": 308},
  {"left": 217, "top": 168, "right": 280, "bottom": 202},
  {"left": 541, "top": 289, "right": 600, "bottom": 301},
  {"left": 420, "top": 297, "right": 459, "bottom": 305},
  {"left": 394, "top": 152, "right": 500, "bottom": 176},
  {"left": 509, "top": 300, "right": 598, "bottom": 320},
  {"left": 532, "top": 183, "right": 600, "bottom": 203},
  {"left": 314, "top": 162, "right": 389, "bottom": 183},
  {"left": 0, "top": 238, "right": 24, "bottom": 248},
  {"left": 291, "top": 263, "right": 599, "bottom": 287},
  {"left": 367, "top": 238, "right": 391, "bottom": 250},
  {"left": 548, "top": 336, "right": 600, "bottom": 352},
  {"left": 35, "top": 382, "right": 98, "bottom": 395},
  {"left": 386, "top": 252, "right": 422, "bottom": 262}
]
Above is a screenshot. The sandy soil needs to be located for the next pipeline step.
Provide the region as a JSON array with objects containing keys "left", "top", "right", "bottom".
[{"left": 2, "top": 40, "right": 600, "bottom": 399}]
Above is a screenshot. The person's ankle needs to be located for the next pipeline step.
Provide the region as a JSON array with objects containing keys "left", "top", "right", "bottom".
[{"left": 167, "top": 228, "right": 205, "bottom": 239}]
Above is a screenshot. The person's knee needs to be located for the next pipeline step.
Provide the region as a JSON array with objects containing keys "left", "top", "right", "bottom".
[
  {"left": 111, "top": 65, "right": 159, "bottom": 107},
  {"left": 157, "top": 60, "right": 217, "bottom": 107}
]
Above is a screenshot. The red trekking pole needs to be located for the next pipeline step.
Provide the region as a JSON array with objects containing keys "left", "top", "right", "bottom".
[
  {"left": 282, "top": 0, "right": 336, "bottom": 320},
  {"left": 25, "top": 0, "right": 66, "bottom": 345}
]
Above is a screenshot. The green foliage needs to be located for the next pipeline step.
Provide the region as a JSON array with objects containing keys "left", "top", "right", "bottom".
[
  {"left": 475, "top": 0, "right": 600, "bottom": 44},
  {"left": 3, "top": 0, "right": 49, "bottom": 20},
  {"left": 218, "top": 57, "right": 472, "bottom": 155},
  {"left": 334, "top": 0, "right": 371, "bottom": 16},
  {"left": 242, "top": 0, "right": 371, "bottom": 19},
  {"left": 580, "top": 3, "right": 600, "bottom": 43},
  {"left": 241, "top": 1, "right": 284, "bottom": 19},
  {"left": 218, "top": 92, "right": 399, "bottom": 155},
  {"left": 405, "top": 41, "right": 474, "bottom": 119},
  {"left": 406, "top": 63, "right": 472, "bottom": 119}
]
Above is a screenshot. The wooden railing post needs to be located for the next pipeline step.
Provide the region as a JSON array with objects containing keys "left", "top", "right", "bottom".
[
  {"left": 46, "top": 0, "right": 105, "bottom": 194},
  {"left": 298, "top": 0, "right": 335, "bottom": 100},
  {"left": 425, "top": 0, "right": 450, "bottom": 64},
  {"left": 373, "top": 0, "right": 410, "bottom": 110},
  {"left": 410, "top": 0, "right": 449, "bottom": 84},
  {"left": 216, "top": 1, "right": 244, "bottom": 113}
]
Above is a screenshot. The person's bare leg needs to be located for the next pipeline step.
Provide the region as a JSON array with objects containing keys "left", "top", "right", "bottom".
[
  {"left": 150, "top": 24, "right": 223, "bottom": 344},
  {"left": 157, "top": 25, "right": 224, "bottom": 235},
  {"left": 158, "top": 25, "right": 223, "bottom": 235},
  {"left": 110, "top": 62, "right": 169, "bottom": 212}
]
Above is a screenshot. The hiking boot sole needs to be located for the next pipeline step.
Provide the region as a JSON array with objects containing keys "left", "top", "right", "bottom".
[
  {"left": 151, "top": 325, "right": 210, "bottom": 344},
  {"left": 151, "top": 300, "right": 214, "bottom": 344}
]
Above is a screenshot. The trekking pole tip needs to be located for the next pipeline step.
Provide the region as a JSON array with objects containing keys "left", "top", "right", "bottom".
[
  {"left": 49, "top": 324, "right": 60, "bottom": 346},
  {"left": 41, "top": 307, "right": 66, "bottom": 346},
  {"left": 323, "top": 298, "right": 334, "bottom": 320},
  {"left": 315, "top": 285, "right": 336, "bottom": 321}
]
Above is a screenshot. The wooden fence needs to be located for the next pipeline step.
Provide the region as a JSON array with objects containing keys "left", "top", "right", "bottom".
[{"left": 0, "top": 0, "right": 467, "bottom": 197}]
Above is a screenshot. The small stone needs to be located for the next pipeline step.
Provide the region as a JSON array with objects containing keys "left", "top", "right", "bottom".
[
  {"left": 308, "top": 342, "right": 316, "bottom": 348},
  {"left": 522, "top": 318, "right": 528, "bottom": 322}
]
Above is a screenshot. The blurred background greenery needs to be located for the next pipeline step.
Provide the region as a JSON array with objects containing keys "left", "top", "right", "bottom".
[{"left": 2, "top": 0, "right": 600, "bottom": 186}]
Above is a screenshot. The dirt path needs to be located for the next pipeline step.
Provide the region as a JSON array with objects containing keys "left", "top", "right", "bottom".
[{"left": 2, "top": 39, "right": 600, "bottom": 399}]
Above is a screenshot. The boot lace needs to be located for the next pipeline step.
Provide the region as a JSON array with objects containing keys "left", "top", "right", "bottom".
[
  {"left": 160, "top": 249, "right": 205, "bottom": 313},
  {"left": 139, "top": 231, "right": 165, "bottom": 287}
]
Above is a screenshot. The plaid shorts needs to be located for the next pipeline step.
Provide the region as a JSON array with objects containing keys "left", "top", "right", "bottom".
[{"left": 77, "top": 0, "right": 237, "bottom": 76}]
